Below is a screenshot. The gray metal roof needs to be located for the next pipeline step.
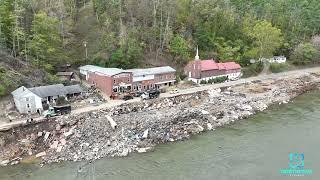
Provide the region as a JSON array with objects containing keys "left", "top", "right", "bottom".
[
  {"left": 64, "top": 85, "right": 84, "bottom": 94},
  {"left": 29, "top": 84, "right": 67, "bottom": 98},
  {"left": 80, "top": 65, "right": 176, "bottom": 77},
  {"left": 127, "top": 66, "right": 176, "bottom": 76},
  {"left": 79, "top": 65, "right": 124, "bottom": 76},
  {"left": 56, "top": 72, "right": 74, "bottom": 76},
  {"left": 11, "top": 86, "right": 32, "bottom": 98}
]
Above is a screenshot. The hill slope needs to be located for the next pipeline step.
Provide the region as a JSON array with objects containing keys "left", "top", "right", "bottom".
[{"left": 0, "top": 51, "right": 58, "bottom": 97}]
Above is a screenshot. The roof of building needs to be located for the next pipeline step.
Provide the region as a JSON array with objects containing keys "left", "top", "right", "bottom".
[
  {"left": 127, "top": 66, "right": 176, "bottom": 76},
  {"left": 64, "top": 85, "right": 84, "bottom": 94},
  {"left": 198, "top": 60, "right": 241, "bottom": 71},
  {"left": 80, "top": 65, "right": 176, "bottom": 77},
  {"left": 200, "top": 59, "right": 218, "bottom": 71},
  {"left": 29, "top": 84, "right": 67, "bottom": 98},
  {"left": 11, "top": 86, "right": 33, "bottom": 98},
  {"left": 56, "top": 72, "right": 74, "bottom": 76},
  {"left": 80, "top": 65, "right": 124, "bottom": 76}
]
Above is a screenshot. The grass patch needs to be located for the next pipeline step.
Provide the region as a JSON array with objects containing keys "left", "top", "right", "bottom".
[
  {"left": 269, "top": 63, "right": 289, "bottom": 73},
  {"left": 241, "top": 62, "right": 264, "bottom": 78}
]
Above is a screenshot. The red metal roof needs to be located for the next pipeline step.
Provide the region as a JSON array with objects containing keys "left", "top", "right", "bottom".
[
  {"left": 200, "top": 59, "right": 218, "bottom": 71},
  {"left": 198, "top": 60, "right": 241, "bottom": 71}
]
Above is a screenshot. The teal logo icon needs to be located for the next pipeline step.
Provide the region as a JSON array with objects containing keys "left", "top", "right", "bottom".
[
  {"left": 289, "top": 153, "right": 304, "bottom": 169},
  {"left": 280, "top": 153, "right": 313, "bottom": 176}
]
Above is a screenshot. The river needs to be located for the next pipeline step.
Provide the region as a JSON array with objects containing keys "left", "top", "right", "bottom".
[{"left": 1, "top": 91, "right": 320, "bottom": 180}]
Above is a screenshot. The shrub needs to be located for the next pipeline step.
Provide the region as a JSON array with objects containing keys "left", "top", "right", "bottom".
[
  {"left": 179, "top": 73, "right": 187, "bottom": 81},
  {"left": 213, "top": 76, "right": 228, "bottom": 83},
  {"left": 241, "top": 62, "right": 264, "bottom": 77},
  {"left": 290, "top": 43, "right": 319, "bottom": 65},
  {"left": 46, "top": 74, "right": 61, "bottom": 84},
  {"left": 0, "top": 85, "right": 6, "bottom": 96},
  {"left": 200, "top": 80, "right": 207, "bottom": 84},
  {"left": 269, "top": 63, "right": 288, "bottom": 73},
  {"left": 0, "top": 66, "right": 6, "bottom": 74},
  {"left": 56, "top": 96, "right": 68, "bottom": 106},
  {"left": 208, "top": 78, "right": 214, "bottom": 84}
]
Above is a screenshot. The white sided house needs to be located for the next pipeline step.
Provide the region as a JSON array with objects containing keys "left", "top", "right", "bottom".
[
  {"left": 11, "top": 87, "right": 43, "bottom": 114},
  {"left": 11, "top": 84, "right": 83, "bottom": 114},
  {"left": 269, "top": 56, "right": 286, "bottom": 63},
  {"left": 260, "top": 56, "right": 287, "bottom": 64}
]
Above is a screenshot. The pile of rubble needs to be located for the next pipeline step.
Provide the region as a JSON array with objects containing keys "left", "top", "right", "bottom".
[{"left": 1, "top": 73, "right": 320, "bottom": 166}]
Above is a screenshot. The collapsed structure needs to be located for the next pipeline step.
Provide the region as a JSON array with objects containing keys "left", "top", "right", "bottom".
[
  {"left": 79, "top": 65, "right": 176, "bottom": 97},
  {"left": 11, "top": 84, "right": 83, "bottom": 114},
  {"left": 184, "top": 48, "right": 241, "bottom": 83}
]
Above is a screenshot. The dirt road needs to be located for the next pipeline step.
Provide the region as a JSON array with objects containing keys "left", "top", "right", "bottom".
[{"left": 1, "top": 66, "right": 320, "bottom": 131}]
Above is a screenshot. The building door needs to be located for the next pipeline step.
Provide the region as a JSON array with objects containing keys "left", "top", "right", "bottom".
[{"left": 188, "top": 72, "right": 191, "bottom": 78}]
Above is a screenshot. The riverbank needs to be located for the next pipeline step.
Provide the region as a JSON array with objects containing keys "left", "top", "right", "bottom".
[{"left": 1, "top": 71, "right": 320, "bottom": 166}]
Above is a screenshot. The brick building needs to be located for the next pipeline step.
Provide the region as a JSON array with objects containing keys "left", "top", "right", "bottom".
[
  {"left": 129, "top": 66, "right": 176, "bottom": 91},
  {"left": 184, "top": 48, "right": 241, "bottom": 83},
  {"left": 80, "top": 65, "right": 176, "bottom": 97}
]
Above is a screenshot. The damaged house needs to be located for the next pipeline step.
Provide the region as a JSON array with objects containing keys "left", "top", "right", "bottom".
[
  {"left": 79, "top": 65, "right": 176, "bottom": 97},
  {"left": 11, "top": 84, "right": 83, "bottom": 114}
]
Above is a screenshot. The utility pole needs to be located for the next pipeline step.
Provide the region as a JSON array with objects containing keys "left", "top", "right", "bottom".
[{"left": 83, "top": 41, "right": 88, "bottom": 64}]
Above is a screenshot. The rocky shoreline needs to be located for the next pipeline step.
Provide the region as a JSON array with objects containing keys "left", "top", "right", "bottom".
[{"left": 1, "top": 72, "right": 320, "bottom": 166}]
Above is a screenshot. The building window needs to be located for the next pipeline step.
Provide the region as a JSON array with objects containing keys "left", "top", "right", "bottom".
[
  {"left": 26, "top": 97, "right": 29, "bottom": 101},
  {"left": 114, "top": 80, "right": 116, "bottom": 83},
  {"left": 128, "top": 79, "right": 130, "bottom": 82},
  {"left": 26, "top": 104, "right": 30, "bottom": 108}
]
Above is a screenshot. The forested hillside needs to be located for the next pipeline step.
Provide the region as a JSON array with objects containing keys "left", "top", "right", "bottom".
[{"left": 0, "top": 0, "right": 320, "bottom": 93}]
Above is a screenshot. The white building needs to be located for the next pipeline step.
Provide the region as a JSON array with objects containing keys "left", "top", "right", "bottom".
[
  {"left": 261, "top": 56, "right": 287, "bottom": 63},
  {"left": 11, "top": 84, "right": 83, "bottom": 114}
]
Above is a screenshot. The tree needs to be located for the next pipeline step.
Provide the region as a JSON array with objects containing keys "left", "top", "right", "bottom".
[
  {"left": 28, "top": 11, "right": 64, "bottom": 70},
  {"left": 169, "top": 34, "right": 190, "bottom": 64},
  {"left": 290, "top": 43, "right": 319, "bottom": 65},
  {"left": 106, "top": 35, "right": 143, "bottom": 69},
  {"left": 245, "top": 20, "right": 283, "bottom": 59},
  {"left": 0, "top": 0, "right": 15, "bottom": 49}
]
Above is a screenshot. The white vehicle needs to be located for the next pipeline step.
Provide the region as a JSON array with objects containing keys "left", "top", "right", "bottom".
[
  {"left": 170, "top": 89, "right": 179, "bottom": 94},
  {"left": 141, "top": 90, "right": 160, "bottom": 100},
  {"left": 141, "top": 92, "right": 149, "bottom": 100}
]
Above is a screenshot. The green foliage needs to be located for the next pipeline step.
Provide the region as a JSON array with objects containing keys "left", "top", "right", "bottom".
[
  {"left": 45, "top": 74, "right": 61, "bottom": 85},
  {"left": 200, "top": 80, "right": 207, "bottom": 84},
  {"left": 269, "top": 63, "right": 288, "bottom": 73},
  {"left": 0, "top": 85, "right": 6, "bottom": 96},
  {"left": 207, "top": 78, "right": 214, "bottom": 84},
  {"left": 29, "top": 11, "right": 65, "bottom": 71},
  {"left": 169, "top": 35, "right": 191, "bottom": 65},
  {"left": 56, "top": 96, "right": 68, "bottom": 106},
  {"left": 244, "top": 20, "right": 283, "bottom": 59},
  {"left": 0, "top": 0, "right": 14, "bottom": 48},
  {"left": 204, "top": 76, "right": 229, "bottom": 84},
  {"left": 241, "top": 62, "right": 264, "bottom": 77},
  {"left": 0, "top": 66, "right": 6, "bottom": 73},
  {"left": 213, "top": 76, "right": 228, "bottom": 83},
  {"left": 290, "top": 43, "right": 319, "bottom": 65},
  {"left": 177, "top": 71, "right": 187, "bottom": 81},
  {"left": 1, "top": 0, "right": 320, "bottom": 73}
]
